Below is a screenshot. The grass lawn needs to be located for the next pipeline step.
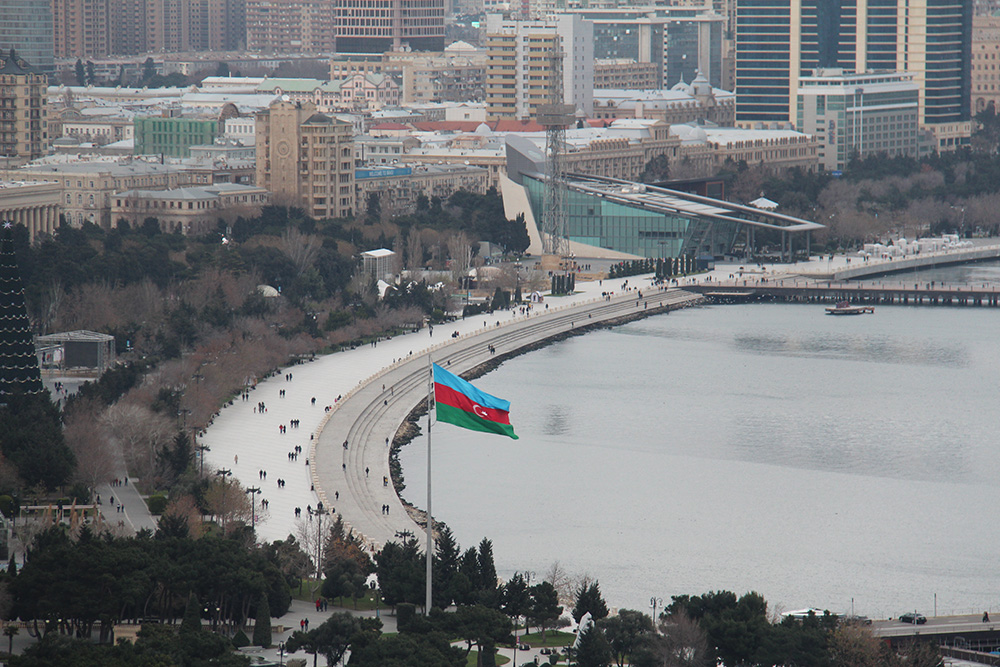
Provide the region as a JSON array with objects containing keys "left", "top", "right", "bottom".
[
  {"left": 520, "top": 630, "right": 574, "bottom": 647},
  {"left": 466, "top": 651, "right": 510, "bottom": 666},
  {"left": 290, "top": 582, "right": 383, "bottom": 612}
]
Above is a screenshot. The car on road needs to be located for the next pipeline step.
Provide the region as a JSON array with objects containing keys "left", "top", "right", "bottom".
[
  {"left": 899, "top": 612, "right": 927, "bottom": 625},
  {"left": 539, "top": 648, "right": 555, "bottom": 655},
  {"left": 518, "top": 644, "right": 530, "bottom": 651}
]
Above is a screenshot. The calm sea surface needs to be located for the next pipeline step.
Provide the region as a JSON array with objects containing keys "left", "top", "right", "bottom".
[{"left": 400, "top": 262, "right": 1000, "bottom": 618}]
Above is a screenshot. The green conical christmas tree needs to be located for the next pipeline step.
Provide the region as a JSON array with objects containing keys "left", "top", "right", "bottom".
[{"left": 0, "top": 223, "right": 42, "bottom": 400}]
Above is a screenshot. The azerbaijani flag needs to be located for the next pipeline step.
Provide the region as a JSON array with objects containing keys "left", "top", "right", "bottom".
[{"left": 433, "top": 363, "right": 518, "bottom": 439}]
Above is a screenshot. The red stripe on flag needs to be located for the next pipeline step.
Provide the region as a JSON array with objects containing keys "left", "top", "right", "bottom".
[{"left": 435, "top": 383, "right": 511, "bottom": 425}]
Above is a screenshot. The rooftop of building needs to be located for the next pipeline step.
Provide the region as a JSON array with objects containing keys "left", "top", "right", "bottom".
[{"left": 560, "top": 174, "right": 824, "bottom": 234}]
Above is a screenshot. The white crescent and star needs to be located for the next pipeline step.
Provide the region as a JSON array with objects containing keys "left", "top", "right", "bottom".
[{"left": 472, "top": 403, "right": 489, "bottom": 418}]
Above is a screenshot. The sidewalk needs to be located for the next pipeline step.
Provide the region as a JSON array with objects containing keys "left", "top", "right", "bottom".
[
  {"left": 198, "top": 275, "right": 635, "bottom": 547},
  {"left": 96, "top": 479, "right": 157, "bottom": 534}
]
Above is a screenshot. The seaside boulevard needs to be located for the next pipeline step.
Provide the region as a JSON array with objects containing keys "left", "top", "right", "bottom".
[{"left": 199, "top": 275, "right": 697, "bottom": 552}]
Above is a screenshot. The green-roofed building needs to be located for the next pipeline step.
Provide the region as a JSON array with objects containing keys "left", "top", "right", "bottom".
[{"left": 134, "top": 116, "right": 220, "bottom": 158}]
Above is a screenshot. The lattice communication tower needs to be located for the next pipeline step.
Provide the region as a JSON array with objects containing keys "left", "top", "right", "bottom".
[{"left": 535, "top": 43, "right": 574, "bottom": 257}]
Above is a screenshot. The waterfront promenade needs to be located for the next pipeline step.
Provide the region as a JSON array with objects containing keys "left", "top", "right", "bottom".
[{"left": 200, "top": 277, "right": 701, "bottom": 549}]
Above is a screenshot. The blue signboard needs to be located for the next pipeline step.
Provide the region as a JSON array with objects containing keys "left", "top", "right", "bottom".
[{"left": 355, "top": 166, "right": 412, "bottom": 179}]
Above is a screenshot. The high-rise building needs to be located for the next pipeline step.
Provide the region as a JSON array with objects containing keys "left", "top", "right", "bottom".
[
  {"left": 736, "top": 0, "right": 971, "bottom": 149},
  {"left": 53, "top": 0, "right": 111, "bottom": 59},
  {"left": 0, "top": 53, "right": 49, "bottom": 163},
  {"left": 797, "top": 69, "right": 921, "bottom": 171},
  {"left": 246, "top": 0, "right": 443, "bottom": 54},
  {"left": 485, "top": 14, "right": 593, "bottom": 122},
  {"left": 0, "top": 1, "right": 54, "bottom": 74},
  {"left": 255, "top": 100, "right": 355, "bottom": 220},
  {"left": 246, "top": 0, "right": 336, "bottom": 53},
  {"left": 110, "top": 0, "right": 148, "bottom": 56},
  {"left": 104, "top": 0, "right": 244, "bottom": 56},
  {"left": 972, "top": 15, "right": 1000, "bottom": 114},
  {"left": 567, "top": 7, "right": 726, "bottom": 90},
  {"left": 335, "top": 0, "right": 445, "bottom": 52}
]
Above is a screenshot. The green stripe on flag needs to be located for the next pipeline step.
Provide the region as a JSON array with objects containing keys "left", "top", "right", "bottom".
[{"left": 437, "top": 403, "right": 518, "bottom": 440}]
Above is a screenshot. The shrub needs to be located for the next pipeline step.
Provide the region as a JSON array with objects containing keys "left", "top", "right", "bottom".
[{"left": 146, "top": 494, "right": 168, "bottom": 515}]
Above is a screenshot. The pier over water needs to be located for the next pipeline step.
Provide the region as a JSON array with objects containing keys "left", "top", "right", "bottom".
[{"left": 688, "top": 280, "right": 1000, "bottom": 307}]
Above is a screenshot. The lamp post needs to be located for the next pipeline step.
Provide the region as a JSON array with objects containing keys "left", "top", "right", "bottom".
[
  {"left": 650, "top": 597, "right": 663, "bottom": 632},
  {"left": 215, "top": 468, "right": 232, "bottom": 531},
  {"left": 278, "top": 641, "right": 285, "bottom": 666},
  {"left": 308, "top": 502, "right": 329, "bottom": 579},
  {"left": 245, "top": 486, "right": 261, "bottom": 529},
  {"left": 196, "top": 444, "right": 210, "bottom": 476}
]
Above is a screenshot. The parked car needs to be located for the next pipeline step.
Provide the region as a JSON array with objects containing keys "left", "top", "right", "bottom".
[
  {"left": 518, "top": 644, "right": 530, "bottom": 651},
  {"left": 899, "top": 612, "right": 927, "bottom": 625},
  {"left": 539, "top": 648, "right": 554, "bottom": 655}
]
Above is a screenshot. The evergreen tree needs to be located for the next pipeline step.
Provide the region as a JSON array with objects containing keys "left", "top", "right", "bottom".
[
  {"left": 575, "top": 625, "right": 613, "bottom": 667},
  {"left": 253, "top": 592, "right": 271, "bottom": 648},
  {"left": 180, "top": 592, "right": 201, "bottom": 633},
  {"left": 573, "top": 581, "right": 610, "bottom": 623},
  {"left": 74, "top": 59, "right": 86, "bottom": 86}
]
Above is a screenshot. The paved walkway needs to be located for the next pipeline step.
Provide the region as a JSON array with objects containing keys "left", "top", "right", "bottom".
[
  {"left": 95, "top": 479, "right": 157, "bottom": 534},
  {"left": 199, "top": 274, "right": 689, "bottom": 549}
]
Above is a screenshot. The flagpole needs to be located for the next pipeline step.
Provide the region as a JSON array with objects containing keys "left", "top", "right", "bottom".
[{"left": 425, "top": 353, "right": 433, "bottom": 614}]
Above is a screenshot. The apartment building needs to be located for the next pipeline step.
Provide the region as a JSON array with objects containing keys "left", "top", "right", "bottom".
[
  {"left": 973, "top": 15, "right": 1000, "bottom": 115},
  {"left": 0, "top": 54, "right": 49, "bottom": 163},
  {"left": 52, "top": 0, "right": 110, "bottom": 59},
  {"left": 484, "top": 14, "right": 593, "bottom": 122},
  {"left": 255, "top": 100, "right": 355, "bottom": 220},
  {"left": 594, "top": 60, "right": 660, "bottom": 91}
]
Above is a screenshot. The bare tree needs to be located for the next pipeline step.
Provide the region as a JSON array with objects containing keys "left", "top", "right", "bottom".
[
  {"left": 651, "top": 612, "right": 711, "bottom": 667},
  {"left": 407, "top": 226, "right": 424, "bottom": 270},
  {"left": 102, "top": 402, "right": 173, "bottom": 481},
  {"left": 828, "top": 623, "right": 882, "bottom": 667},
  {"left": 446, "top": 231, "right": 471, "bottom": 284},
  {"left": 544, "top": 560, "right": 573, "bottom": 606},
  {"left": 204, "top": 478, "right": 253, "bottom": 534},
  {"left": 281, "top": 227, "right": 322, "bottom": 275},
  {"left": 162, "top": 494, "right": 205, "bottom": 538},
  {"left": 64, "top": 399, "right": 119, "bottom": 493}
]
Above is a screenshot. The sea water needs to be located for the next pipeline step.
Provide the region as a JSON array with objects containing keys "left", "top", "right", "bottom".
[{"left": 400, "top": 294, "right": 1000, "bottom": 619}]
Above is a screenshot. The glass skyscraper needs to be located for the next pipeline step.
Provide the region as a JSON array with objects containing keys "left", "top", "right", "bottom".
[
  {"left": 736, "top": 0, "right": 971, "bottom": 142},
  {"left": 0, "top": 1, "right": 54, "bottom": 75}
]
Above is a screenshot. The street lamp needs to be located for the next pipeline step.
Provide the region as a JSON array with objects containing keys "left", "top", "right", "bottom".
[
  {"left": 307, "top": 502, "right": 329, "bottom": 578},
  {"left": 278, "top": 641, "right": 285, "bottom": 666},
  {"left": 196, "top": 444, "right": 210, "bottom": 476},
  {"left": 650, "top": 597, "right": 663, "bottom": 632},
  {"left": 246, "top": 486, "right": 261, "bottom": 529}
]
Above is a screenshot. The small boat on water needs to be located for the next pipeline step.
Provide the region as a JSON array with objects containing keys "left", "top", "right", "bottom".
[{"left": 825, "top": 301, "right": 875, "bottom": 315}]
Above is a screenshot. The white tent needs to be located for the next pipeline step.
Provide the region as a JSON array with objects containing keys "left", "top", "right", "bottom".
[{"left": 750, "top": 196, "right": 778, "bottom": 210}]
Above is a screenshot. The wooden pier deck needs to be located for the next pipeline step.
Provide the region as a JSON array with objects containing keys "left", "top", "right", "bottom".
[{"left": 686, "top": 280, "right": 1000, "bottom": 307}]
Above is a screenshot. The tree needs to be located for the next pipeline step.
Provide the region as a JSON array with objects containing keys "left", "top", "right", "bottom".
[
  {"left": 501, "top": 573, "right": 531, "bottom": 637},
  {"left": 141, "top": 57, "right": 156, "bottom": 84},
  {"left": 253, "top": 592, "right": 271, "bottom": 648},
  {"left": 74, "top": 59, "right": 86, "bottom": 86},
  {"left": 348, "top": 631, "right": 466, "bottom": 667},
  {"left": 449, "top": 604, "right": 511, "bottom": 667},
  {"left": 321, "top": 556, "right": 366, "bottom": 607},
  {"left": 3, "top": 624, "right": 17, "bottom": 654},
  {"left": 180, "top": 592, "right": 201, "bottom": 634},
  {"left": 85, "top": 61, "right": 96, "bottom": 86},
  {"left": 528, "top": 581, "right": 562, "bottom": 642},
  {"left": 601, "top": 609, "right": 653, "bottom": 667},
  {"left": 433, "top": 525, "right": 461, "bottom": 609},
  {"left": 632, "top": 612, "right": 710, "bottom": 667},
  {"left": 0, "top": 391, "right": 75, "bottom": 489},
  {"left": 576, "top": 624, "right": 613, "bottom": 667},
  {"left": 285, "top": 612, "right": 363, "bottom": 667},
  {"left": 640, "top": 153, "right": 670, "bottom": 183},
  {"left": 573, "top": 580, "right": 610, "bottom": 623}
]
